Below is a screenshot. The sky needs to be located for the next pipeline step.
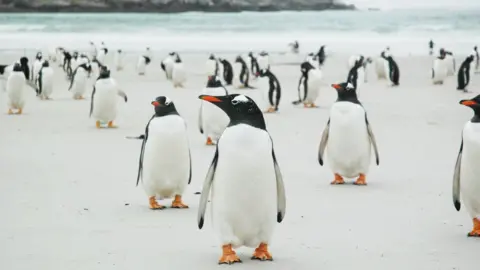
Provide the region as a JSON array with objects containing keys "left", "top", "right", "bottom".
[{"left": 343, "top": 0, "right": 480, "bottom": 9}]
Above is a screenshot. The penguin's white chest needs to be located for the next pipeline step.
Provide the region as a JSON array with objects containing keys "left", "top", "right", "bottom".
[
  {"left": 172, "top": 63, "right": 187, "bottom": 84},
  {"left": 40, "top": 68, "right": 54, "bottom": 97},
  {"left": 33, "top": 60, "right": 42, "bottom": 80},
  {"left": 92, "top": 79, "right": 118, "bottom": 122},
  {"left": 142, "top": 116, "right": 190, "bottom": 199},
  {"left": 200, "top": 87, "right": 229, "bottom": 141},
  {"left": 304, "top": 69, "right": 322, "bottom": 103},
  {"left": 6, "top": 72, "right": 26, "bottom": 109},
  {"left": 164, "top": 58, "right": 174, "bottom": 78},
  {"left": 432, "top": 58, "right": 448, "bottom": 83},
  {"left": 72, "top": 69, "right": 88, "bottom": 96},
  {"left": 212, "top": 124, "right": 277, "bottom": 248},
  {"left": 205, "top": 59, "right": 217, "bottom": 76},
  {"left": 326, "top": 102, "right": 371, "bottom": 178},
  {"left": 255, "top": 76, "right": 271, "bottom": 109},
  {"left": 459, "top": 122, "right": 480, "bottom": 218},
  {"left": 375, "top": 57, "right": 387, "bottom": 79}
]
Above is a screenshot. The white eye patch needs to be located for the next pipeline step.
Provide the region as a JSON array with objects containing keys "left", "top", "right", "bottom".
[
  {"left": 346, "top": 82, "right": 355, "bottom": 90},
  {"left": 232, "top": 95, "right": 249, "bottom": 105},
  {"left": 164, "top": 96, "right": 172, "bottom": 105}
]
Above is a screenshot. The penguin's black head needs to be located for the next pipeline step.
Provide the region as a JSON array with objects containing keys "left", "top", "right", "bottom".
[
  {"left": 198, "top": 94, "right": 266, "bottom": 130},
  {"left": 42, "top": 60, "right": 50, "bottom": 68},
  {"left": 209, "top": 54, "right": 215, "bottom": 60},
  {"left": 117, "top": 49, "right": 122, "bottom": 53},
  {"left": 206, "top": 75, "right": 223, "bottom": 88},
  {"left": 248, "top": 52, "right": 254, "bottom": 57},
  {"left": 475, "top": 46, "right": 478, "bottom": 51},
  {"left": 35, "top": 52, "right": 42, "bottom": 60},
  {"left": 152, "top": 96, "right": 178, "bottom": 117},
  {"left": 235, "top": 56, "right": 243, "bottom": 63},
  {"left": 13, "top": 63, "right": 22, "bottom": 72},
  {"left": 259, "top": 51, "right": 268, "bottom": 56},
  {"left": 332, "top": 82, "right": 359, "bottom": 104},
  {"left": 20, "top": 57, "right": 28, "bottom": 66},
  {"left": 460, "top": 95, "right": 480, "bottom": 115},
  {"left": 175, "top": 54, "right": 182, "bottom": 63},
  {"left": 169, "top": 52, "right": 176, "bottom": 56},
  {"left": 300, "top": 61, "right": 314, "bottom": 74},
  {"left": 98, "top": 66, "right": 110, "bottom": 79}
]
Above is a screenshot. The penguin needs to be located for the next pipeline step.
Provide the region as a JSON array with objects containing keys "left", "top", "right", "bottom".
[
  {"left": 444, "top": 50, "right": 456, "bottom": 76},
  {"left": 289, "top": 40, "right": 299, "bottom": 54},
  {"left": 37, "top": 60, "right": 54, "bottom": 100},
  {"left": 196, "top": 93, "right": 286, "bottom": 265},
  {"left": 381, "top": 51, "right": 400, "bottom": 86},
  {"left": 474, "top": 46, "right": 479, "bottom": 72},
  {"left": 316, "top": 45, "right": 326, "bottom": 67},
  {"left": 205, "top": 54, "right": 219, "bottom": 77},
  {"left": 63, "top": 50, "right": 72, "bottom": 75},
  {"left": 48, "top": 46, "right": 57, "bottom": 62},
  {"left": 347, "top": 55, "right": 370, "bottom": 84},
  {"left": 96, "top": 42, "right": 108, "bottom": 64},
  {"left": 172, "top": 54, "right": 187, "bottom": 88},
  {"left": 19, "top": 57, "right": 30, "bottom": 81},
  {"left": 56, "top": 47, "right": 65, "bottom": 67},
  {"left": 346, "top": 56, "right": 365, "bottom": 92},
  {"left": 161, "top": 52, "right": 176, "bottom": 80},
  {"left": 90, "top": 66, "right": 127, "bottom": 128},
  {"left": 234, "top": 55, "right": 253, "bottom": 89},
  {"left": 198, "top": 75, "right": 230, "bottom": 145},
  {"left": 453, "top": 95, "right": 480, "bottom": 237},
  {"left": 88, "top": 41, "right": 97, "bottom": 60},
  {"left": 134, "top": 96, "right": 192, "bottom": 210},
  {"left": 68, "top": 63, "right": 91, "bottom": 100},
  {"left": 432, "top": 49, "right": 448, "bottom": 85},
  {"left": 457, "top": 55, "right": 475, "bottom": 92},
  {"left": 114, "top": 49, "right": 124, "bottom": 71},
  {"left": 305, "top": 53, "right": 319, "bottom": 69},
  {"left": 137, "top": 47, "right": 151, "bottom": 75},
  {"left": 32, "top": 52, "right": 43, "bottom": 83},
  {"left": 6, "top": 63, "right": 28, "bottom": 115},
  {"left": 219, "top": 58, "right": 233, "bottom": 85},
  {"left": 429, "top": 39, "right": 434, "bottom": 55},
  {"left": 247, "top": 52, "right": 260, "bottom": 78},
  {"left": 256, "top": 68, "right": 281, "bottom": 113},
  {"left": 318, "top": 82, "right": 380, "bottom": 185},
  {"left": 292, "top": 61, "right": 322, "bottom": 108},
  {"left": 70, "top": 51, "right": 80, "bottom": 75},
  {"left": 257, "top": 51, "right": 270, "bottom": 71}
]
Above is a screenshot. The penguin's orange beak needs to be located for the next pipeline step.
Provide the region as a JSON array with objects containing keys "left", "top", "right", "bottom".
[
  {"left": 331, "top": 84, "right": 341, "bottom": 90},
  {"left": 199, "top": 95, "right": 222, "bottom": 103},
  {"left": 151, "top": 101, "right": 160, "bottom": 106},
  {"left": 461, "top": 100, "right": 477, "bottom": 106}
]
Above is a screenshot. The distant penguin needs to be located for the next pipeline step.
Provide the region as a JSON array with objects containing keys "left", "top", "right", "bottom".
[
  {"left": 198, "top": 75, "right": 230, "bottom": 145},
  {"left": 316, "top": 45, "right": 326, "bottom": 67},
  {"left": 375, "top": 48, "right": 389, "bottom": 79},
  {"left": 205, "top": 54, "right": 219, "bottom": 77},
  {"left": 88, "top": 41, "right": 97, "bottom": 60},
  {"left": 134, "top": 96, "right": 192, "bottom": 210},
  {"left": 346, "top": 56, "right": 365, "bottom": 92},
  {"left": 172, "top": 54, "right": 187, "bottom": 88},
  {"left": 56, "top": 47, "right": 65, "bottom": 67},
  {"left": 90, "top": 66, "right": 127, "bottom": 128},
  {"left": 197, "top": 93, "right": 286, "bottom": 265},
  {"left": 48, "top": 46, "right": 57, "bottom": 62},
  {"left": 219, "top": 58, "right": 233, "bottom": 85},
  {"left": 248, "top": 52, "right": 260, "bottom": 78},
  {"left": 381, "top": 52, "right": 400, "bottom": 86},
  {"left": 257, "top": 68, "right": 281, "bottom": 113},
  {"left": 457, "top": 55, "right": 475, "bottom": 92},
  {"left": 258, "top": 51, "right": 270, "bottom": 71},
  {"left": 318, "top": 82, "right": 380, "bottom": 186},
  {"left": 348, "top": 55, "right": 371, "bottom": 83},
  {"left": 444, "top": 50, "right": 456, "bottom": 76},
  {"left": 292, "top": 61, "right": 322, "bottom": 108},
  {"left": 161, "top": 52, "right": 176, "bottom": 80},
  {"left": 96, "top": 42, "right": 108, "bottom": 63},
  {"left": 68, "top": 63, "right": 91, "bottom": 100},
  {"left": 234, "top": 55, "right": 253, "bottom": 89},
  {"left": 6, "top": 63, "right": 28, "bottom": 115},
  {"left": 474, "top": 46, "right": 479, "bottom": 72},
  {"left": 19, "top": 57, "right": 30, "bottom": 81},
  {"left": 63, "top": 50, "right": 73, "bottom": 75},
  {"left": 453, "top": 95, "right": 480, "bottom": 237},
  {"left": 305, "top": 53, "right": 319, "bottom": 69},
  {"left": 432, "top": 49, "right": 448, "bottom": 85},
  {"left": 114, "top": 49, "right": 124, "bottom": 71},
  {"left": 37, "top": 60, "right": 54, "bottom": 100},
  {"left": 429, "top": 39, "right": 434, "bottom": 55},
  {"left": 137, "top": 47, "right": 151, "bottom": 76},
  {"left": 289, "top": 40, "right": 299, "bottom": 54}
]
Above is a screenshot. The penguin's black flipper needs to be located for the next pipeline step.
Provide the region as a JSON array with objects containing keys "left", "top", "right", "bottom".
[
  {"left": 188, "top": 150, "right": 192, "bottom": 185},
  {"left": 68, "top": 67, "right": 77, "bottom": 91},
  {"left": 198, "top": 148, "right": 219, "bottom": 229},
  {"left": 452, "top": 139, "right": 463, "bottom": 211},
  {"left": 89, "top": 87, "right": 96, "bottom": 117},
  {"left": 318, "top": 119, "right": 330, "bottom": 166},
  {"left": 365, "top": 115, "right": 380, "bottom": 165},
  {"left": 136, "top": 115, "right": 156, "bottom": 187},
  {"left": 271, "top": 146, "right": 286, "bottom": 224}
]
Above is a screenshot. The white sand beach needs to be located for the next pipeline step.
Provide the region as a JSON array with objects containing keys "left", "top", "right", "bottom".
[{"left": 0, "top": 50, "right": 478, "bottom": 270}]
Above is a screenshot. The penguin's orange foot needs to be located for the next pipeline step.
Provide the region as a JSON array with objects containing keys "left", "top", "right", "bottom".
[
  {"left": 16, "top": 109, "right": 22, "bottom": 115},
  {"left": 171, "top": 195, "right": 189, "bottom": 209},
  {"left": 95, "top": 121, "right": 101, "bottom": 129},
  {"left": 330, "top": 173, "right": 345, "bottom": 185},
  {"left": 265, "top": 107, "right": 276, "bottom": 113},
  {"left": 206, "top": 137, "right": 214, "bottom": 145},
  {"left": 7, "top": 109, "right": 13, "bottom": 115},
  {"left": 107, "top": 121, "right": 117, "bottom": 128},
  {"left": 354, "top": 174, "right": 367, "bottom": 186},
  {"left": 468, "top": 218, "right": 480, "bottom": 237},
  {"left": 251, "top": 243, "right": 273, "bottom": 261},
  {"left": 219, "top": 245, "right": 241, "bottom": 265},
  {"left": 149, "top": 196, "right": 165, "bottom": 210}
]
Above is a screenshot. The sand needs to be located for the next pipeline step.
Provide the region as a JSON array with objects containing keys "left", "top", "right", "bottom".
[{"left": 0, "top": 50, "right": 478, "bottom": 270}]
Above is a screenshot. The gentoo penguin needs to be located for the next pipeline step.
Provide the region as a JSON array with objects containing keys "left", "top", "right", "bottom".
[
  {"left": 90, "top": 66, "right": 127, "bottom": 128},
  {"left": 32, "top": 52, "right": 43, "bottom": 82},
  {"left": 63, "top": 50, "right": 73, "bottom": 75},
  {"left": 134, "top": 96, "right": 192, "bottom": 210},
  {"left": 137, "top": 47, "right": 151, "bottom": 76},
  {"left": 68, "top": 63, "right": 91, "bottom": 100},
  {"left": 432, "top": 49, "right": 448, "bottom": 85},
  {"left": 70, "top": 51, "right": 80, "bottom": 75},
  {"left": 205, "top": 54, "right": 219, "bottom": 77},
  {"left": 234, "top": 55, "right": 253, "bottom": 89},
  {"left": 6, "top": 63, "right": 28, "bottom": 115},
  {"left": 346, "top": 56, "right": 365, "bottom": 92},
  {"left": 375, "top": 48, "right": 390, "bottom": 80},
  {"left": 453, "top": 95, "right": 480, "bottom": 237},
  {"left": 161, "top": 52, "right": 176, "bottom": 80},
  {"left": 258, "top": 51, "right": 270, "bottom": 71},
  {"left": 429, "top": 39, "right": 434, "bottom": 55},
  {"left": 96, "top": 42, "right": 108, "bottom": 63},
  {"left": 198, "top": 75, "right": 230, "bottom": 145},
  {"left": 247, "top": 52, "right": 260, "bottom": 78},
  {"left": 172, "top": 54, "right": 187, "bottom": 88},
  {"left": 457, "top": 55, "right": 475, "bottom": 92},
  {"left": 474, "top": 46, "right": 479, "bottom": 72},
  {"left": 219, "top": 58, "right": 233, "bottom": 85},
  {"left": 318, "top": 82, "right": 380, "bottom": 185},
  {"left": 197, "top": 93, "right": 286, "bottom": 264},
  {"left": 444, "top": 50, "right": 456, "bottom": 76},
  {"left": 348, "top": 55, "right": 371, "bottom": 84},
  {"left": 316, "top": 45, "right": 326, "bottom": 67},
  {"left": 305, "top": 53, "right": 319, "bottom": 69},
  {"left": 19, "top": 57, "right": 30, "bottom": 81},
  {"left": 88, "top": 41, "right": 97, "bottom": 60},
  {"left": 289, "top": 40, "right": 299, "bottom": 54},
  {"left": 292, "top": 61, "right": 322, "bottom": 108},
  {"left": 257, "top": 68, "right": 281, "bottom": 113},
  {"left": 381, "top": 51, "right": 400, "bottom": 86},
  {"left": 114, "top": 49, "right": 124, "bottom": 71},
  {"left": 37, "top": 60, "right": 54, "bottom": 100},
  {"left": 56, "top": 47, "right": 65, "bottom": 67}
]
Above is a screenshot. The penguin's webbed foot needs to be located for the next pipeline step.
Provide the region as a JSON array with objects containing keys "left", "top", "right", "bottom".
[
  {"left": 468, "top": 218, "right": 480, "bottom": 237},
  {"left": 7, "top": 109, "right": 13, "bottom": 115},
  {"left": 304, "top": 103, "right": 318, "bottom": 108},
  {"left": 251, "top": 243, "right": 273, "bottom": 261},
  {"left": 107, "top": 121, "right": 117, "bottom": 128},
  {"left": 264, "top": 107, "right": 276, "bottom": 113},
  {"left": 171, "top": 195, "right": 189, "bottom": 209},
  {"left": 95, "top": 121, "right": 101, "bottom": 129},
  {"left": 354, "top": 174, "right": 367, "bottom": 186},
  {"left": 330, "top": 174, "right": 345, "bottom": 185},
  {"left": 149, "top": 196, "right": 166, "bottom": 210},
  {"left": 16, "top": 109, "right": 23, "bottom": 115},
  {"left": 219, "top": 245, "right": 242, "bottom": 265}
]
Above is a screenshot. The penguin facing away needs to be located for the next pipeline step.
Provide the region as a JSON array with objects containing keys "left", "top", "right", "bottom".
[
  {"left": 6, "top": 63, "right": 28, "bottom": 115},
  {"left": 133, "top": 96, "right": 192, "bottom": 210},
  {"left": 257, "top": 68, "right": 281, "bottom": 113},
  {"left": 37, "top": 60, "right": 54, "bottom": 100},
  {"left": 234, "top": 55, "right": 254, "bottom": 89},
  {"left": 292, "top": 61, "right": 322, "bottom": 108},
  {"left": 318, "top": 82, "right": 380, "bottom": 185},
  {"left": 444, "top": 50, "right": 456, "bottom": 76},
  {"left": 172, "top": 54, "right": 187, "bottom": 88},
  {"left": 453, "top": 95, "right": 480, "bottom": 237},
  {"left": 219, "top": 58, "right": 233, "bottom": 85},
  {"left": 381, "top": 52, "right": 400, "bottom": 86},
  {"left": 114, "top": 49, "right": 124, "bottom": 71},
  {"left": 457, "top": 55, "right": 475, "bottom": 92},
  {"left": 197, "top": 93, "right": 286, "bottom": 264},
  {"left": 68, "top": 63, "right": 92, "bottom": 100},
  {"left": 198, "top": 75, "right": 230, "bottom": 145}
]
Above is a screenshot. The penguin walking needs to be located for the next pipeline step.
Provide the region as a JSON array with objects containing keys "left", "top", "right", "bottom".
[
  {"left": 219, "top": 58, "right": 233, "bottom": 85},
  {"left": 6, "top": 63, "right": 29, "bottom": 115},
  {"left": 257, "top": 69, "right": 281, "bottom": 113},
  {"left": 96, "top": 42, "right": 108, "bottom": 64},
  {"left": 432, "top": 49, "right": 448, "bottom": 85},
  {"left": 114, "top": 49, "right": 124, "bottom": 71},
  {"left": 161, "top": 52, "right": 176, "bottom": 80},
  {"left": 292, "top": 61, "right": 322, "bottom": 108},
  {"left": 172, "top": 54, "right": 187, "bottom": 88},
  {"left": 234, "top": 55, "right": 253, "bottom": 89},
  {"left": 318, "top": 82, "right": 380, "bottom": 185},
  {"left": 197, "top": 93, "right": 286, "bottom": 265},
  {"left": 68, "top": 63, "right": 91, "bottom": 100},
  {"left": 137, "top": 47, "right": 151, "bottom": 76},
  {"left": 258, "top": 51, "right": 270, "bottom": 71},
  {"left": 248, "top": 52, "right": 260, "bottom": 79},
  {"left": 90, "top": 66, "right": 127, "bottom": 128},
  {"left": 198, "top": 75, "right": 230, "bottom": 145},
  {"left": 444, "top": 50, "right": 456, "bottom": 76},
  {"left": 453, "top": 95, "right": 480, "bottom": 237},
  {"left": 457, "top": 55, "right": 475, "bottom": 92},
  {"left": 205, "top": 54, "right": 219, "bottom": 77},
  {"left": 88, "top": 41, "right": 97, "bottom": 60},
  {"left": 381, "top": 51, "right": 400, "bottom": 86},
  {"left": 133, "top": 96, "right": 191, "bottom": 210},
  {"left": 37, "top": 60, "right": 54, "bottom": 100}
]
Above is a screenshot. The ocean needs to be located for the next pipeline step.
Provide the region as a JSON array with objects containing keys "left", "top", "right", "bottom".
[{"left": 0, "top": 9, "right": 479, "bottom": 56}]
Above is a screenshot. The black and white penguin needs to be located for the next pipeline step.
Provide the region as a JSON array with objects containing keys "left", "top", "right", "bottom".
[
  {"left": 32, "top": 51, "right": 43, "bottom": 83},
  {"left": 197, "top": 93, "right": 286, "bottom": 264},
  {"left": 19, "top": 57, "right": 30, "bottom": 81},
  {"left": 444, "top": 49, "right": 456, "bottom": 76},
  {"left": 90, "top": 66, "right": 128, "bottom": 128},
  {"left": 316, "top": 45, "right": 326, "bottom": 67},
  {"left": 381, "top": 51, "right": 400, "bottom": 86},
  {"left": 292, "top": 61, "right": 323, "bottom": 107},
  {"left": 429, "top": 39, "right": 434, "bottom": 55},
  {"left": 37, "top": 60, "right": 54, "bottom": 100},
  {"left": 258, "top": 51, "right": 270, "bottom": 71},
  {"left": 63, "top": 50, "right": 73, "bottom": 75},
  {"left": 219, "top": 58, "right": 233, "bottom": 85},
  {"left": 161, "top": 52, "right": 177, "bottom": 80},
  {"left": 247, "top": 52, "right": 260, "bottom": 78},
  {"left": 457, "top": 55, "right": 475, "bottom": 92},
  {"left": 234, "top": 55, "right": 253, "bottom": 89},
  {"left": 257, "top": 69, "right": 281, "bottom": 113},
  {"left": 318, "top": 82, "right": 380, "bottom": 185},
  {"left": 88, "top": 41, "right": 97, "bottom": 60},
  {"left": 68, "top": 62, "right": 92, "bottom": 100},
  {"left": 114, "top": 49, "right": 124, "bottom": 71},
  {"left": 97, "top": 42, "right": 108, "bottom": 63},
  {"left": 172, "top": 54, "right": 187, "bottom": 88},
  {"left": 346, "top": 56, "right": 365, "bottom": 92},
  {"left": 0, "top": 56, "right": 30, "bottom": 82},
  {"left": 137, "top": 47, "right": 151, "bottom": 75},
  {"left": 205, "top": 54, "right": 219, "bottom": 77},
  {"left": 474, "top": 46, "right": 479, "bottom": 72},
  {"left": 452, "top": 95, "right": 480, "bottom": 237},
  {"left": 133, "top": 96, "right": 192, "bottom": 210},
  {"left": 432, "top": 49, "right": 448, "bottom": 85},
  {"left": 6, "top": 63, "right": 28, "bottom": 115},
  {"left": 289, "top": 40, "right": 299, "bottom": 54}
]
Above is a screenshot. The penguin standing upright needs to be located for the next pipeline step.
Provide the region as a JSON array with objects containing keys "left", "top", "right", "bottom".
[
  {"left": 292, "top": 61, "right": 322, "bottom": 108},
  {"left": 346, "top": 56, "right": 365, "bottom": 92},
  {"left": 137, "top": 47, "right": 151, "bottom": 76},
  {"left": 375, "top": 48, "right": 389, "bottom": 80},
  {"left": 444, "top": 50, "right": 456, "bottom": 76},
  {"left": 37, "top": 60, "right": 54, "bottom": 100},
  {"left": 161, "top": 52, "right": 176, "bottom": 80},
  {"left": 19, "top": 57, "right": 30, "bottom": 81},
  {"left": 257, "top": 68, "right": 281, "bottom": 113},
  {"left": 381, "top": 52, "right": 400, "bottom": 86},
  {"left": 474, "top": 46, "right": 479, "bottom": 72},
  {"left": 198, "top": 75, "right": 229, "bottom": 145},
  {"left": 318, "top": 82, "right": 380, "bottom": 185},
  {"left": 96, "top": 42, "right": 108, "bottom": 64},
  {"left": 289, "top": 40, "right": 299, "bottom": 54},
  {"left": 234, "top": 55, "right": 253, "bottom": 89},
  {"left": 133, "top": 96, "right": 192, "bottom": 210},
  {"left": 88, "top": 41, "right": 97, "bottom": 60},
  {"left": 68, "top": 63, "right": 91, "bottom": 100},
  {"left": 257, "top": 51, "right": 270, "bottom": 71},
  {"left": 316, "top": 45, "right": 326, "bottom": 67},
  {"left": 114, "top": 49, "right": 124, "bottom": 71},
  {"left": 90, "top": 66, "right": 127, "bottom": 128},
  {"left": 452, "top": 94, "right": 480, "bottom": 237},
  {"left": 197, "top": 93, "right": 286, "bottom": 265},
  {"left": 48, "top": 46, "right": 57, "bottom": 63},
  {"left": 6, "top": 63, "right": 28, "bottom": 115},
  {"left": 219, "top": 58, "right": 233, "bottom": 85},
  {"left": 205, "top": 54, "right": 219, "bottom": 77},
  {"left": 429, "top": 39, "right": 434, "bottom": 55},
  {"left": 32, "top": 52, "right": 43, "bottom": 83},
  {"left": 432, "top": 49, "right": 448, "bottom": 85},
  {"left": 457, "top": 55, "right": 475, "bottom": 92},
  {"left": 172, "top": 54, "right": 187, "bottom": 88},
  {"left": 248, "top": 52, "right": 260, "bottom": 79}
]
